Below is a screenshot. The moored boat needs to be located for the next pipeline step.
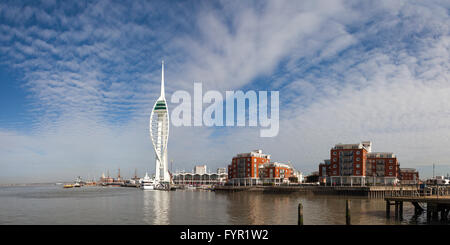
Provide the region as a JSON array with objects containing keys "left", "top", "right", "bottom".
[{"left": 140, "top": 172, "right": 156, "bottom": 190}]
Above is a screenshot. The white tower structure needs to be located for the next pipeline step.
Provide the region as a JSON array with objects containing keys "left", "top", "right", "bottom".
[{"left": 150, "top": 61, "right": 170, "bottom": 184}]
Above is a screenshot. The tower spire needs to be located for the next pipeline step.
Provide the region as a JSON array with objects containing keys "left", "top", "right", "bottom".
[{"left": 160, "top": 60, "right": 165, "bottom": 98}]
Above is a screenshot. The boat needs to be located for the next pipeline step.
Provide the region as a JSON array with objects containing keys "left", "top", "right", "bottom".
[
  {"left": 73, "top": 176, "right": 83, "bottom": 187},
  {"left": 140, "top": 172, "right": 156, "bottom": 190},
  {"left": 121, "top": 182, "right": 138, "bottom": 188},
  {"left": 63, "top": 184, "right": 74, "bottom": 188}
]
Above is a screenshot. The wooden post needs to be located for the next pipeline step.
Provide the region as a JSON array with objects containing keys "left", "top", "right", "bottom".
[
  {"left": 394, "top": 201, "right": 399, "bottom": 219},
  {"left": 298, "top": 203, "right": 303, "bottom": 225},
  {"left": 386, "top": 201, "right": 391, "bottom": 218},
  {"left": 440, "top": 209, "right": 446, "bottom": 222},
  {"left": 399, "top": 201, "right": 403, "bottom": 219},
  {"left": 346, "top": 200, "right": 351, "bottom": 225},
  {"left": 433, "top": 208, "right": 439, "bottom": 222}
]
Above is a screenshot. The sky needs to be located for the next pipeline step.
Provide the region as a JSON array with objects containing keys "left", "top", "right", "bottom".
[{"left": 0, "top": 0, "right": 449, "bottom": 184}]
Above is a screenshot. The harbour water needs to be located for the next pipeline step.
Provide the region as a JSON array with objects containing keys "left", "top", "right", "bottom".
[{"left": 0, "top": 185, "right": 427, "bottom": 225}]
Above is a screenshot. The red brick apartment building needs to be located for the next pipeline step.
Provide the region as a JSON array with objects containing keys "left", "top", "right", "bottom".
[
  {"left": 319, "top": 141, "right": 402, "bottom": 186},
  {"left": 259, "top": 162, "right": 293, "bottom": 184},
  {"left": 399, "top": 168, "right": 420, "bottom": 185},
  {"left": 227, "top": 150, "right": 295, "bottom": 186}
]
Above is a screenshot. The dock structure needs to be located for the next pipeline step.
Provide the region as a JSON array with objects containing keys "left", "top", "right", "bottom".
[
  {"left": 384, "top": 187, "right": 450, "bottom": 223},
  {"left": 213, "top": 185, "right": 432, "bottom": 197}
]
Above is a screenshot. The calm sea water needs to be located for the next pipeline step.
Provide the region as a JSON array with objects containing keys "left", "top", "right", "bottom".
[{"left": 0, "top": 185, "right": 427, "bottom": 225}]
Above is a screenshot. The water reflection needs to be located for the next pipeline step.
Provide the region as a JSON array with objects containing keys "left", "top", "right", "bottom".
[
  {"left": 224, "top": 192, "right": 296, "bottom": 224},
  {"left": 142, "top": 190, "right": 170, "bottom": 225},
  {"left": 0, "top": 186, "right": 432, "bottom": 225},
  {"left": 221, "top": 192, "right": 425, "bottom": 225}
]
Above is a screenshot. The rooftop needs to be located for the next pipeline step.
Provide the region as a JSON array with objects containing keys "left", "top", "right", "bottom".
[
  {"left": 333, "top": 141, "right": 372, "bottom": 152},
  {"left": 235, "top": 149, "right": 271, "bottom": 159}
]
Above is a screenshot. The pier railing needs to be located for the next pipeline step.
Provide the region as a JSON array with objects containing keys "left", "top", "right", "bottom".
[
  {"left": 385, "top": 186, "right": 450, "bottom": 198},
  {"left": 213, "top": 185, "right": 450, "bottom": 199}
]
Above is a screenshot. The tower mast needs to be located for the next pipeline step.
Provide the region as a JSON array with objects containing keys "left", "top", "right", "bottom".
[{"left": 160, "top": 60, "right": 165, "bottom": 98}]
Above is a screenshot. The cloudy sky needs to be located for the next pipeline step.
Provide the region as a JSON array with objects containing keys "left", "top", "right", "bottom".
[{"left": 0, "top": 0, "right": 449, "bottom": 183}]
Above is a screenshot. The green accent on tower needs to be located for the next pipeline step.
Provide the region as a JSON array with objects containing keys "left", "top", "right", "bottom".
[{"left": 154, "top": 100, "right": 167, "bottom": 110}]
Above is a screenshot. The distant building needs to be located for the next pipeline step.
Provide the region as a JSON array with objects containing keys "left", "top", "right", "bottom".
[
  {"left": 98, "top": 169, "right": 124, "bottom": 186},
  {"left": 318, "top": 141, "right": 402, "bottom": 186},
  {"left": 217, "top": 168, "right": 227, "bottom": 175},
  {"left": 99, "top": 172, "right": 114, "bottom": 183},
  {"left": 172, "top": 167, "right": 227, "bottom": 186},
  {"left": 194, "top": 165, "right": 207, "bottom": 175},
  {"left": 399, "top": 168, "right": 419, "bottom": 185},
  {"left": 304, "top": 172, "right": 320, "bottom": 183},
  {"left": 291, "top": 169, "right": 303, "bottom": 183},
  {"left": 319, "top": 159, "right": 331, "bottom": 184}
]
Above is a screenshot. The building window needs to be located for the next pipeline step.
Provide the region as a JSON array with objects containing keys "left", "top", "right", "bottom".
[
  {"left": 356, "top": 151, "right": 360, "bottom": 155},
  {"left": 389, "top": 166, "right": 393, "bottom": 170},
  {"left": 389, "top": 172, "right": 393, "bottom": 176},
  {"left": 254, "top": 159, "right": 257, "bottom": 162},
  {"left": 333, "top": 151, "right": 337, "bottom": 155},
  {"left": 356, "top": 170, "right": 360, "bottom": 175},
  {"left": 356, "top": 164, "right": 360, "bottom": 168},
  {"left": 333, "top": 171, "right": 337, "bottom": 175},
  {"left": 333, "top": 158, "right": 337, "bottom": 162},
  {"left": 356, "top": 157, "right": 360, "bottom": 161},
  {"left": 333, "top": 164, "right": 337, "bottom": 168},
  {"left": 389, "top": 160, "right": 393, "bottom": 163}
]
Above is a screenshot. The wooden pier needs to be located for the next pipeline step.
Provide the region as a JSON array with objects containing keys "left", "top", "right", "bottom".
[
  {"left": 213, "top": 185, "right": 428, "bottom": 198},
  {"left": 385, "top": 192, "right": 450, "bottom": 223}
]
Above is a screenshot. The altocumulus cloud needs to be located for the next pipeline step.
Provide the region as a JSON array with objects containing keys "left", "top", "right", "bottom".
[{"left": 0, "top": 0, "right": 449, "bottom": 183}]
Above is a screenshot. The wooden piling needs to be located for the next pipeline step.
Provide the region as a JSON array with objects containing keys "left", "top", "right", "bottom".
[
  {"left": 346, "top": 200, "right": 351, "bottom": 225},
  {"left": 412, "top": 202, "right": 423, "bottom": 215},
  {"left": 298, "top": 203, "right": 303, "bottom": 225},
  {"left": 433, "top": 209, "right": 439, "bottom": 221},
  {"left": 386, "top": 201, "right": 390, "bottom": 218},
  {"left": 394, "top": 201, "right": 399, "bottom": 219},
  {"left": 399, "top": 201, "right": 403, "bottom": 219},
  {"left": 440, "top": 209, "right": 446, "bottom": 222}
]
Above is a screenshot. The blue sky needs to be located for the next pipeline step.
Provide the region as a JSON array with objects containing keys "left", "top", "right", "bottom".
[{"left": 0, "top": 0, "right": 449, "bottom": 183}]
